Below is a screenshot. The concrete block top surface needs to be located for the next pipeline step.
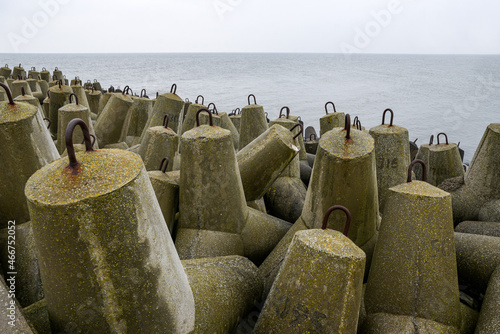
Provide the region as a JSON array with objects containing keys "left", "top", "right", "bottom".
[
  {"left": 182, "top": 124, "right": 231, "bottom": 140},
  {"left": 319, "top": 127, "right": 374, "bottom": 159},
  {"left": 369, "top": 123, "right": 408, "bottom": 135},
  {"left": 48, "top": 84, "right": 72, "bottom": 95},
  {"left": 25, "top": 149, "right": 142, "bottom": 205},
  {"left": 58, "top": 103, "right": 88, "bottom": 113},
  {"left": 389, "top": 180, "right": 450, "bottom": 198},
  {"left": 0, "top": 100, "right": 36, "bottom": 123},
  {"left": 159, "top": 91, "right": 182, "bottom": 102},
  {"left": 295, "top": 229, "right": 366, "bottom": 259}
]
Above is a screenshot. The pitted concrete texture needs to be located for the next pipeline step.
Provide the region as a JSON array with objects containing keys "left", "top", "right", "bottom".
[
  {"left": 145, "top": 92, "right": 184, "bottom": 135},
  {"left": 180, "top": 103, "right": 206, "bottom": 136},
  {"left": 456, "top": 221, "right": 500, "bottom": 237},
  {"left": 320, "top": 112, "right": 345, "bottom": 136},
  {"left": 183, "top": 256, "right": 263, "bottom": 334},
  {"left": 0, "top": 277, "right": 35, "bottom": 333},
  {"left": 455, "top": 232, "right": 500, "bottom": 291},
  {"left": 149, "top": 170, "right": 179, "bottom": 234},
  {"left": 365, "top": 181, "right": 461, "bottom": 332},
  {"left": 126, "top": 96, "right": 152, "bottom": 140},
  {"left": 238, "top": 103, "right": 268, "bottom": 150},
  {"left": 56, "top": 102, "right": 97, "bottom": 154},
  {"left": 265, "top": 176, "right": 306, "bottom": 223},
  {"left": 427, "top": 143, "right": 465, "bottom": 186},
  {"left": 25, "top": 149, "right": 195, "bottom": 333},
  {"left": 475, "top": 265, "right": 500, "bottom": 333},
  {"left": 23, "top": 299, "right": 51, "bottom": 334},
  {"left": 138, "top": 125, "right": 178, "bottom": 171},
  {"left": 94, "top": 93, "right": 133, "bottom": 147},
  {"left": 255, "top": 229, "right": 365, "bottom": 333},
  {"left": 48, "top": 83, "right": 72, "bottom": 136}
]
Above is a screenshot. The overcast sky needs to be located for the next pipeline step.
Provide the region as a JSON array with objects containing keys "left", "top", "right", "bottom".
[{"left": 1, "top": 0, "right": 499, "bottom": 54}]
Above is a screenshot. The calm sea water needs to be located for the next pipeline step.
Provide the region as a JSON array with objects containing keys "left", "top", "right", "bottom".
[{"left": 2, "top": 53, "right": 499, "bottom": 162}]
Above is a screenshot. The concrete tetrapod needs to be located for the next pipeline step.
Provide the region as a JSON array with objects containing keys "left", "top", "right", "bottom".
[
  {"left": 254, "top": 206, "right": 365, "bottom": 333},
  {"left": 229, "top": 107, "right": 241, "bottom": 133},
  {"left": 277, "top": 106, "right": 308, "bottom": 160},
  {"left": 474, "top": 265, "right": 500, "bottom": 333},
  {"left": 443, "top": 124, "right": 500, "bottom": 223},
  {"left": 320, "top": 101, "right": 345, "bottom": 136},
  {"left": 85, "top": 86, "right": 102, "bottom": 116},
  {"left": 25, "top": 119, "right": 195, "bottom": 333},
  {"left": 12, "top": 64, "right": 26, "bottom": 80},
  {"left": 0, "top": 83, "right": 59, "bottom": 226},
  {"left": 39, "top": 67, "right": 50, "bottom": 82},
  {"left": 52, "top": 67, "right": 63, "bottom": 81},
  {"left": 236, "top": 123, "right": 300, "bottom": 202},
  {"left": 56, "top": 93, "right": 97, "bottom": 154},
  {"left": 220, "top": 111, "right": 240, "bottom": 150},
  {"left": 260, "top": 115, "right": 379, "bottom": 298},
  {"left": 97, "top": 90, "right": 114, "bottom": 116},
  {"left": 455, "top": 221, "right": 500, "bottom": 238},
  {"left": 138, "top": 115, "right": 179, "bottom": 172},
  {"left": 238, "top": 94, "right": 268, "bottom": 150},
  {"left": 180, "top": 95, "right": 207, "bottom": 136},
  {"left": 0, "top": 64, "right": 11, "bottom": 78},
  {"left": 126, "top": 89, "right": 153, "bottom": 145},
  {"left": 305, "top": 133, "right": 319, "bottom": 154},
  {"left": 48, "top": 80, "right": 73, "bottom": 138},
  {"left": 176, "top": 110, "right": 247, "bottom": 259},
  {"left": 182, "top": 256, "right": 263, "bottom": 333},
  {"left": 363, "top": 160, "right": 461, "bottom": 334},
  {"left": 143, "top": 84, "right": 184, "bottom": 136},
  {"left": 94, "top": 90, "right": 134, "bottom": 147},
  {"left": 13, "top": 88, "right": 45, "bottom": 119},
  {"left": 426, "top": 133, "right": 465, "bottom": 186},
  {"left": 148, "top": 158, "right": 179, "bottom": 234},
  {"left": 70, "top": 82, "right": 90, "bottom": 110},
  {"left": 414, "top": 135, "right": 434, "bottom": 180},
  {"left": 369, "top": 108, "right": 411, "bottom": 212},
  {"left": 0, "top": 277, "right": 35, "bottom": 334},
  {"left": 11, "top": 78, "right": 33, "bottom": 98}
]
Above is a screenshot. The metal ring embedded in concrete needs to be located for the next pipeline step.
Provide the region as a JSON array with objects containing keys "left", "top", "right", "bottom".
[
  {"left": 55, "top": 67, "right": 58, "bottom": 70},
  {"left": 248, "top": 94, "right": 257, "bottom": 105},
  {"left": 196, "top": 108, "right": 213, "bottom": 127},
  {"left": 345, "top": 114, "right": 352, "bottom": 140},
  {"left": 208, "top": 103, "right": 218, "bottom": 115},
  {"left": 163, "top": 114, "right": 169, "bottom": 128},
  {"left": 382, "top": 108, "right": 394, "bottom": 127},
  {"left": 196, "top": 95, "right": 204, "bottom": 105},
  {"left": 43, "top": 118, "right": 51, "bottom": 129},
  {"left": 170, "top": 84, "right": 177, "bottom": 94},
  {"left": 0, "top": 82, "right": 15, "bottom": 105},
  {"left": 290, "top": 123, "right": 303, "bottom": 140},
  {"left": 279, "top": 106, "right": 290, "bottom": 119},
  {"left": 429, "top": 135, "right": 434, "bottom": 145},
  {"left": 310, "top": 133, "right": 316, "bottom": 141},
  {"left": 159, "top": 157, "right": 170, "bottom": 173},
  {"left": 141, "top": 89, "right": 147, "bottom": 98},
  {"left": 325, "top": 101, "right": 336, "bottom": 114},
  {"left": 408, "top": 159, "right": 427, "bottom": 182},
  {"left": 65, "top": 118, "right": 94, "bottom": 171},
  {"left": 21, "top": 86, "right": 26, "bottom": 96},
  {"left": 235, "top": 107, "right": 241, "bottom": 115},
  {"left": 58, "top": 80, "right": 63, "bottom": 88},
  {"left": 321, "top": 205, "right": 351, "bottom": 236},
  {"left": 81, "top": 134, "right": 96, "bottom": 147},
  {"left": 69, "top": 93, "right": 79, "bottom": 105},
  {"left": 437, "top": 132, "right": 449, "bottom": 145},
  {"left": 356, "top": 119, "right": 362, "bottom": 130}
]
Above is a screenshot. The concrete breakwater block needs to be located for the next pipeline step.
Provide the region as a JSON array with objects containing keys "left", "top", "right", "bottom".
[
  {"left": 94, "top": 91, "right": 134, "bottom": 147},
  {"left": 254, "top": 206, "right": 365, "bottom": 333},
  {"left": 364, "top": 160, "right": 461, "bottom": 333},
  {"left": 25, "top": 119, "right": 195, "bottom": 333},
  {"left": 48, "top": 80, "right": 73, "bottom": 138},
  {"left": 475, "top": 265, "right": 500, "bottom": 333},
  {"left": 183, "top": 255, "right": 263, "bottom": 333},
  {"left": 320, "top": 101, "right": 345, "bottom": 136},
  {"left": 455, "top": 221, "right": 500, "bottom": 237},
  {"left": 138, "top": 116, "right": 179, "bottom": 172},
  {"left": 238, "top": 94, "right": 268, "bottom": 150},
  {"left": 0, "top": 277, "right": 35, "bottom": 333},
  {"left": 455, "top": 232, "right": 500, "bottom": 292}
]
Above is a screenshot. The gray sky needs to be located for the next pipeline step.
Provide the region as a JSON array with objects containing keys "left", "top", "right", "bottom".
[{"left": 1, "top": 0, "right": 499, "bottom": 54}]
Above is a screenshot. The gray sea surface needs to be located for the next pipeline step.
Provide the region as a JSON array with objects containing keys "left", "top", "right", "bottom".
[{"left": 2, "top": 52, "right": 499, "bottom": 162}]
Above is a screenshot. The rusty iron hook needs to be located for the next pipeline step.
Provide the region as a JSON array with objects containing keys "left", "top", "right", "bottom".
[
  {"left": 170, "top": 84, "right": 177, "bottom": 94},
  {"left": 69, "top": 93, "right": 79, "bottom": 105},
  {"left": 407, "top": 159, "right": 427, "bottom": 182},
  {"left": 344, "top": 114, "right": 352, "bottom": 141},
  {"left": 280, "top": 106, "right": 290, "bottom": 119},
  {"left": 356, "top": 119, "right": 362, "bottom": 130},
  {"left": 382, "top": 108, "right": 394, "bottom": 127},
  {"left": 207, "top": 103, "right": 218, "bottom": 115},
  {"left": 0, "top": 83, "right": 15, "bottom": 106},
  {"left": 196, "top": 95, "right": 204, "bottom": 105},
  {"left": 290, "top": 123, "right": 303, "bottom": 141},
  {"left": 321, "top": 205, "right": 351, "bottom": 237},
  {"left": 325, "top": 101, "right": 336, "bottom": 115},
  {"left": 163, "top": 115, "right": 169, "bottom": 129},
  {"left": 65, "top": 118, "right": 94, "bottom": 172},
  {"left": 140, "top": 89, "right": 147, "bottom": 98},
  {"left": 248, "top": 94, "right": 257, "bottom": 105},
  {"left": 429, "top": 135, "right": 434, "bottom": 145},
  {"left": 159, "top": 157, "right": 170, "bottom": 173},
  {"left": 43, "top": 118, "right": 51, "bottom": 129},
  {"left": 196, "top": 108, "right": 213, "bottom": 127},
  {"left": 81, "top": 134, "right": 96, "bottom": 147},
  {"left": 21, "top": 86, "right": 26, "bottom": 96},
  {"left": 310, "top": 133, "right": 317, "bottom": 141},
  {"left": 437, "top": 132, "right": 449, "bottom": 145}
]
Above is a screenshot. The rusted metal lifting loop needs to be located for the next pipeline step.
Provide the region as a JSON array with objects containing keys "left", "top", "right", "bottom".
[
  {"left": 310, "top": 133, "right": 317, "bottom": 141},
  {"left": 163, "top": 115, "right": 169, "bottom": 129},
  {"left": 94, "top": 79, "right": 98, "bottom": 83},
  {"left": 290, "top": 123, "right": 303, "bottom": 141},
  {"left": 321, "top": 205, "right": 351, "bottom": 236},
  {"left": 352, "top": 116, "right": 358, "bottom": 126},
  {"left": 21, "top": 86, "right": 26, "bottom": 96},
  {"left": 196, "top": 108, "right": 213, "bottom": 127},
  {"left": 235, "top": 107, "right": 241, "bottom": 115},
  {"left": 31, "top": 67, "right": 36, "bottom": 71},
  {"left": 65, "top": 118, "right": 94, "bottom": 172},
  {"left": 196, "top": 95, "right": 204, "bottom": 105},
  {"left": 414, "top": 138, "right": 418, "bottom": 144},
  {"left": 437, "top": 132, "right": 449, "bottom": 145},
  {"left": 279, "top": 106, "right": 290, "bottom": 119},
  {"left": 42, "top": 67, "right": 46, "bottom": 71},
  {"left": 428, "top": 135, "right": 434, "bottom": 145},
  {"left": 81, "top": 134, "right": 96, "bottom": 147},
  {"left": 0, "top": 83, "right": 15, "bottom": 106},
  {"left": 170, "top": 84, "right": 177, "bottom": 94},
  {"left": 325, "top": 101, "right": 336, "bottom": 115},
  {"left": 58, "top": 80, "right": 63, "bottom": 89},
  {"left": 140, "top": 89, "right": 147, "bottom": 98},
  {"left": 55, "top": 67, "right": 58, "bottom": 70},
  {"left": 207, "top": 103, "right": 218, "bottom": 114},
  {"left": 382, "top": 108, "right": 394, "bottom": 126},
  {"left": 356, "top": 119, "right": 362, "bottom": 130},
  {"left": 5, "top": 64, "right": 9, "bottom": 68},
  {"left": 159, "top": 157, "right": 170, "bottom": 173},
  {"left": 185, "top": 98, "right": 190, "bottom": 102},
  {"left": 156, "top": 92, "right": 159, "bottom": 98},
  {"left": 28, "top": 74, "right": 33, "bottom": 79},
  {"left": 43, "top": 118, "right": 51, "bottom": 129},
  {"left": 17, "top": 75, "right": 22, "bottom": 80},
  {"left": 109, "top": 86, "right": 115, "bottom": 93},
  {"left": 345, "top": 114, "right": 352, "bottom": 141},
  {"left": 407, "top": 159, "right": 427, "bottom": 182},
  {"left": 69, "top": 93, "right": 79, "bottom": 105},
  {"left": 248, "top": 94, "right": 257, "bottom": 105}
]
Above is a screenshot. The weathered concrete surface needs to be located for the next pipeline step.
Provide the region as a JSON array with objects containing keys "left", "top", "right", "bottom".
[
  {"left": 455, "top": 221, "right": 500, "bottom": 237},
  {"left": 180, "top": 102, "right": 206, "bottom": 136},
  {"left": 94, "top": 93, "right": 133, "bottom": 147},
  {"left": 48, "top": 83, "right": 72, "bottom": 137},
  {"left": 25, "top": 149, "right": 195, "bottom": 333},
  {"left": 70, "top": 84, "right": 90, "bottom": 109},
  {"left": 56, "top": 102, "right": 97, "bottom": 154},
  {"left": 0, "top": 277, "right": 35, "bottom": 333},
  {"left": 319, "top": 111, "right": 345, "bottom": 136},
  {"left": 478, "top": 198, "right": 500, "bottom": 222},
  {"left": 144, "top": 91, "right": 184, "bottom": 135},
  {"left": 85, "top": 88, "right": 102, "bottom": 116},
  {"left": 97, "top": 91, "right": 113, "bottom": 116},
  {"left": 138, "top": 126, "right": 179, "bottom": 171},
  {"left": 177, "top": 125, "right": 247, "bottom": 259},
  {"left": 241, "top": 207, "right": 292, "bottom": 265},
  {"left": 255, "top": 229, "right": 365, "bottom": 333},
  {"left": 475, "top": 265, "right": 500, "bottom": 333},
  {"left": 237, "top": 124, "right": 299, "bottom": 202},
  {"left": 365, "top": 181, "right": 461, "bottom": 333},
  {"left": 11, "top": 79, "right": 33, "bottom": 98},
  {"left": 265, "top": 176, "right": 306, "bottom": 223},
  {"left": 0, "top": 100, "right": 59, "bottom": 226},
  {"left": 148, "top": 170, "right": 179, "bottom": 234},
  {"left": 0, "top": 222, "right": 44, "bottom": 307},
  {"left": 0, "top": 65, "right": 11, "bottom": 78},
  {"left": 220, "top": 112, "right": 239, "bottom": 150},
  {"left": 229, "top": 113, "right": 241, "bottom": 133},
  {"left": 428, "top": 143, "right": 465, "bottom": 186},
  {"left": 23, "top": 299, "right": 51, "bottom": 334},
  {"left": 126, "top": 96, "right": 153, "bottom": 142},
  {"left": 246, "top": 198, "right": 266, "bottom": 213},
  {"left": 183, "top": 256, "right": 263, "bottom": 334},
  {"left": 300, "top": 160, "right": 312, "bottom": 186},
  {"left": 369, "top": 123, "right": 410, "bottom": 211},
  {"left": 455, "top": 232, "right": 500, "bottom": 291},
  {"left": 238, "top": 103, "right": 268, "bottom": 150}
]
